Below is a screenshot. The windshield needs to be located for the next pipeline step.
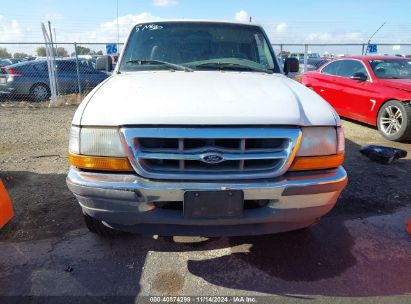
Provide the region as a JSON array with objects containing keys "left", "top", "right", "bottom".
[
  {"left": 120, "top": 22, "right": 279, "bottom": 73},
  {"left": 369, "top": 59, "right": 411, "bottom": 79}
]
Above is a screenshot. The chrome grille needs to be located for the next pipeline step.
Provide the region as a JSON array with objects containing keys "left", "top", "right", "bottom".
[{"left": 121, "top": 128, "right": 302, "bottom": 180}]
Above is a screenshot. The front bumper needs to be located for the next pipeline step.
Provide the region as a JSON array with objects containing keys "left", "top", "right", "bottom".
[{"left": 67, "top": 166, "right": 348, "bottom": 236}]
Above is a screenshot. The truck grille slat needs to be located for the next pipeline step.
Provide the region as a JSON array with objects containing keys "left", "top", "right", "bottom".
[
  {"left": 136, "top": 151, "right": 288, "bottom": 160},
  {"left": 121, "top": 128, "right": 302, "bottom": 180},
  {"left": 178, "top": 138, "right": 184, "bottom": 171},
  {"left": 239, "top": 138, "right": 246, "bottom": 170}
]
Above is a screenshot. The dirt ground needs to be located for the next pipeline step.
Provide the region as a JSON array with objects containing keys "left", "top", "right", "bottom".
[
  {"left": 0, "top": 102, "right": 410, "bottom": 303},
  {"left": 0, "top": 102, "right": 82, "bottom": 241}
]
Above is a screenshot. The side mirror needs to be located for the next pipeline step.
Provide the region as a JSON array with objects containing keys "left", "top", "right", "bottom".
[
  {"left": 350, "top": 72, "right": 367, "bottom": 82},
  {"left": 96, "top": 56, "right": 113, "bottom": 72},
  {"left": 283, "top": 57, "right": 299, "bottom": 75}
]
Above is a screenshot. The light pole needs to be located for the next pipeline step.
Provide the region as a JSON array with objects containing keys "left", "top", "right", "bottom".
[{"left": 364, "top": 21, "right": 386, "bottom": 55}]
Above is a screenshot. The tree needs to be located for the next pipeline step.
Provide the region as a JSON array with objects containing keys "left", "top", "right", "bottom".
[
  {"left": 75, "top": 46, "right": 92, "bottom": 55},
  {"left": 73, "top": 46, "right": 103, "bottom": 56},
  {"left": 36, "top": 47, "right": 46, "bottom": 57},
  {"left": 36, "top": 46, "right": 67, "bottom": 57},
  {"left": 13, "top": 52, "right": 29, "bottom": 58},
  {"left": 0, "top": 48, "right": 11, "bottom": 58},
  {"left": 56, "top": 47, "right": 68, "bottom": 57}
]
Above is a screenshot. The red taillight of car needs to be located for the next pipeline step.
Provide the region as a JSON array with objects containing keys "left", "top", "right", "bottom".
[{"left": 6, "top": 68, "right": 22, "bottom": 76}]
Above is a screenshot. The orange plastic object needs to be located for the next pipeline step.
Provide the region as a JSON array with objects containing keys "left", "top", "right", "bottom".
[
  {"left": 69, "top": 153, "right": 133, "bottom": 172},
  {"left": 289, "top": 153, "right": 345, "bottom": 171},
  {"left": 0, "top": 180, "right": 13, "bottom": 228}
]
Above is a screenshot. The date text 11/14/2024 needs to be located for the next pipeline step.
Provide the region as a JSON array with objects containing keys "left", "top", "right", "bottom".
[{"left": 148, "top": 296, "right": 258, "bottom": 303}]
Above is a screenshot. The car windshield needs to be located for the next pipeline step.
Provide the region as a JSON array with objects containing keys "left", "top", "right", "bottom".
[
  {"left": 369, "top": 59, "right": 411, "bottom": 79},
  {"left": 120, "top": 22, "right": 279, "bottom": 73}
]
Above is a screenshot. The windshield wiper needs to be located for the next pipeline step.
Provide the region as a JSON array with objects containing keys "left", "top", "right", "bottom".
[
  {"left": 125, "top": 59, "right": 193, "bottom": 72},
  {"left": 190, "top": 62, "right": 272, "bottom": 74}
]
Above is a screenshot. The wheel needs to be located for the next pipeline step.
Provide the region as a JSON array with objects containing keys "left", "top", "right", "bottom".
[
  {"left": 30, "top": 83, "right": 50, "bottom": 102},
  {"left": 83, "top": 214, "right": 118, "bottom": 237},
  {"left": 377, "top": 100, "right": 411, "bottom": 142}
]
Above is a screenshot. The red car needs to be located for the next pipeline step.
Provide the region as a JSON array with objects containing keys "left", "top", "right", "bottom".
[{"left": 301, "top": 56, "right": 411, "bottom": 141}]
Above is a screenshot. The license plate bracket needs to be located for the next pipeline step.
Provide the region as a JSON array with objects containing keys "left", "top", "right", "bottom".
[{"left": 184, "top": 190, "right": 244, "bottom": 219}]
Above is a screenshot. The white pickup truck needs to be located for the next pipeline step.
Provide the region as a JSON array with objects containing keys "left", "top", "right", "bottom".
[{"left": 66, "top": 20, "right": 347, "bottom": 237}]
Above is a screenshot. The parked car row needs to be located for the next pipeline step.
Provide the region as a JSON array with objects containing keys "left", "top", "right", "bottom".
[
  {"left": 0, "top": 57, "right": 32, "bottom": 67},
  {"left": 289, "top": 52, "right": 321, "bottom": 63},
  {"left": 0, "top": 59, "right": 109, "bottom": 101}
]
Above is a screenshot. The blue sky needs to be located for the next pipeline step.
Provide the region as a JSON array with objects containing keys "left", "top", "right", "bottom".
[{"left": 1, "top": 0, "right": 411, "bottom": 54}]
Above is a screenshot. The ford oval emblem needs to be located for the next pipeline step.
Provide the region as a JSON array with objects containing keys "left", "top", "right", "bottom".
[{"left": 201, "top": 153, "right": 224, "bottom": 164}]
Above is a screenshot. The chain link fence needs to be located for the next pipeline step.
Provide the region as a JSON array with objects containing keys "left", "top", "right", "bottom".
[
  {"left": 0, "top": 42, "right": 124, "bottom": 103},
  {"left": 272, "top": 43, "right": 411, "bottom": 72},
  {"left": 1, "top": 42, "right": 410, "bottom": 103}
]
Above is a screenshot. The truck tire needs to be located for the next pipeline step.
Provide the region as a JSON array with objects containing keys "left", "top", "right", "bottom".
[
  {"left": 377, "top": 100, "right": 411, "bottom": 142},
  {"left": 83, "top": 214, "right": 118, "bottom": 237}
]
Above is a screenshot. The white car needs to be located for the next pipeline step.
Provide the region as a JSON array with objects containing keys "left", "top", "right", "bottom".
[{"left": 66, "top": 20, "right": 347, "bottom": 237}]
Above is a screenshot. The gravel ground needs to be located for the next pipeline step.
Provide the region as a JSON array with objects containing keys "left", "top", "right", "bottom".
[{"left": 0, "top": 102, "right": 410, "bottom": 303}]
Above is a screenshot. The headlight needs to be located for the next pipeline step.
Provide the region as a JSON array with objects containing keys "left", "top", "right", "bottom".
[
  {"left": 68, "top": 126, "right": 132, "bottom": 172},
  {"left": 297, "top": 127, "right": 338, "bottom": 156},
  {"left": 289, "top": 126, "right": 345, "bottom": 171},
  {"left": 79, "top": 127, "right": 126, "bottom": 157},
  {"left": 68, "top": 126, "right": 80, "bottom": 154}
]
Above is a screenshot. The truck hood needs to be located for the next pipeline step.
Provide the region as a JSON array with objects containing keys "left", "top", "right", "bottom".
[
  {"left": 378, "top": 78, "right": 411, "bottom": 93},
  {"left": 77, "top": 71, "right": 338, "bottom": 126}
]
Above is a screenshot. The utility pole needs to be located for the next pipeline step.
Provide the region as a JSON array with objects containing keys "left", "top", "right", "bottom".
[
  {"left": 48, "top": 21, "right": 57, "bottom": 58},
  {"left": 41, "top": 23, "right": 57, "bottom": 104},
  {"left": 54, "top": 27, "right": 57, "bottom": 54},
  {"left": 48, "top": 21, "right": 59, "bottom": 94},
  {"left": 48, "top": 21, "right": 54, "bottom": 52}
]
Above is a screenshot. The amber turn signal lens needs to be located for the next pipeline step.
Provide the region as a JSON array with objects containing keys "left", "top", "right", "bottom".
[
  {"left": 289, "top": 153, "right": 344, "bottom": 171},
  {"left": 69, "top": 153, "right": 133, "bottom": 172}
]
